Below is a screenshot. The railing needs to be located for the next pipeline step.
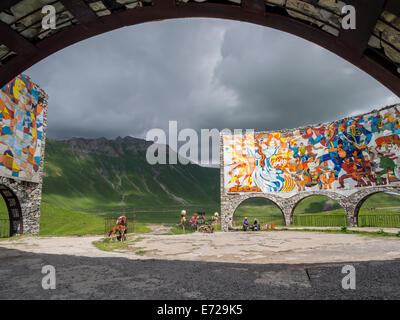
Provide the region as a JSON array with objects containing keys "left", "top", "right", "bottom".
[
  {"left": 0, "top": 219, "right": 10, "bottom": 238},
  {"left": 104, "top": 216, "right": 135, "bottom": 235},
  {"left": 293, "top": 215, "right": 348, "bottom": 227},
  {"left": 358, "top": 215, "right": 400, "bottom": 228}
]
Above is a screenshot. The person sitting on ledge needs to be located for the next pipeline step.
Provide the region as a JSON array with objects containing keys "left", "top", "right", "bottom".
[
  {"left": 250, "top": 219, "right": 260, "bottom": 231},
  {"left": 243, "top": 217, "right": 249, "bottom": 231}
]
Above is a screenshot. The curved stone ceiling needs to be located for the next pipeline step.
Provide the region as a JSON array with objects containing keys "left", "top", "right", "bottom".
[{"left": 0, "top": 0, "right": 399, "bottom": 95}]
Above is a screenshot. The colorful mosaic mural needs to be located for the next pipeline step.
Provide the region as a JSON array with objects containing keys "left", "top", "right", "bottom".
[
  {"left": 0, "top": 75, "right": 45, "bottom": 183},
  {"left": 224, "top": 104, "right": 400, "bottom": 197}
]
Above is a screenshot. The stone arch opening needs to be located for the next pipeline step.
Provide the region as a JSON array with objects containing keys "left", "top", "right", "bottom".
[
  {"left": 232, "top": 196, "right": 285, "bottom": 228},
  {"left": 291, "top": 194, "right": 347, "bottom": 227},
  {"left": 0, "top": 184, "right": 23, "bottom": 237},
  {"left": 355, "top": 191, "right": 400, "bottom": 227}
]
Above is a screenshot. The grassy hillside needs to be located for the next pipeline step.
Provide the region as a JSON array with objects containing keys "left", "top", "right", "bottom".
[
  {"left": 39, "top": 202, "right": 105, "bottom": 235},
  {"left": 43, "top": 137, "right": 219, "bottom": 214}
]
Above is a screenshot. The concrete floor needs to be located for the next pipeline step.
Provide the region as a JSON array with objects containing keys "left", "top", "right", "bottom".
[{"left": 0, "top": 231, "right": 400, "bottom": 299}]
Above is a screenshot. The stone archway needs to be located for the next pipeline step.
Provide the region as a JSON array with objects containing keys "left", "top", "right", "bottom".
[
  {"left": 221, "top": 189, "right": 400, "bottom": 230},
  {"left": 0, "top": 177, "right": 44, "bottom": 236},
  {"left": 227, "top": 194, "right": 286, "bottom": 230},
  {"left": 0, "top": 181, "right": 23, "bottom": 235},
  {"left": 350, "top": 187, "right": 400, "bottom": 226},
  {"left": 221, "top": 193, "right": 284, "bottom": 231},
  {"left": 286, "top": 192, "right": 348, "bottom": 225},
  {"left": 221, "top": 191, "right": 352, "bottom": 230}
]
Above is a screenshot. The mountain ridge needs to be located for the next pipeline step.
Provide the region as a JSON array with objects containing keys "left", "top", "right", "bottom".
[{"left": 42, "top": 136, "right": 219, "bottom": 214}]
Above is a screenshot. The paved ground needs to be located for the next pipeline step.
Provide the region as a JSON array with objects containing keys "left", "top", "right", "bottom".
[
  {"left": 1, "top": 231, "right": 400, "bottom": 299},
  {"left": 276, "top": 226, "right": 400, "bottom": 234}
]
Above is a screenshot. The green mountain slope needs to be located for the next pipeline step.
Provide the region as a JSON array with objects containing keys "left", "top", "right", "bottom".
[{"left": 42, "top": 137, "right": 219, "bottom": 213}]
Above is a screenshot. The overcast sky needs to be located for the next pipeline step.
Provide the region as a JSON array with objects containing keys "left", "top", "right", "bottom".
[{"left": 27, "top": 18, "right": 399, "bottom": 142}]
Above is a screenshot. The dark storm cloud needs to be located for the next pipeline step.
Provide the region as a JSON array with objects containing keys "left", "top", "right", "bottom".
[{"left": 26, "top": 18, "right": 398, "bottom": 141}]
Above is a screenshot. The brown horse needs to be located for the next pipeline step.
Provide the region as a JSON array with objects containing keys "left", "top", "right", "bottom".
[
  {"left": 108, "top": 225, "right": 126, "bottom": 241},
  {"left": 116, "top": 215, "right": 127, "bottom": 241}
]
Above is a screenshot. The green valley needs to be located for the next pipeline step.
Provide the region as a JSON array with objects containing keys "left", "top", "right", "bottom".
[{"left": 43, "top": 137, "right": 219, "bottom": 214}]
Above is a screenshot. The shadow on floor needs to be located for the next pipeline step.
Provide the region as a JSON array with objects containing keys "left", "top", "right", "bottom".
[{"left": 0, "top": 245, "right": 399, "bottom": 300}]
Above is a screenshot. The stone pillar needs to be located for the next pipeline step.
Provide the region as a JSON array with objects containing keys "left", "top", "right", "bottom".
[
  {"left": 221, "top": 209, "right": 233, "bottom": 232},
  {"left": 220, "top": 193, "right": 241, "bottom": 232},
  {"left": 220, "top": 194, "right": 230, "bottom": 232},
  {"left": 28, "top": 87, "right": 48, "bottom": 235},
  {"left": 22, "top": 181, "right": 44, "bottom": 235},
  {"left": 340, "top": 201, "right": 358, "bottom": 227},
  {"left": 219, "top": 133, "right": 235, "bottom": 232},
  {"left": 283, "top": 211, "right": 293, "bottom": 226},
  {"left": 280, "top": 200, "right": 295, "bottom": 226},
  {"left": 0, "top": 178, "right": 44, "bottom": 235}
]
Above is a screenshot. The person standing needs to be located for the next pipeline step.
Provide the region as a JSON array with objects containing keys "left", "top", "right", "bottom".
[{"left": 180, "top": 210, "right": 186, "bottom": 232}]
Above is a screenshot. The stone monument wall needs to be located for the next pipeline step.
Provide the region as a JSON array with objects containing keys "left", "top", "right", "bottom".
[{"left": 221, "top": 104, "right": 400, "bottom": 231}]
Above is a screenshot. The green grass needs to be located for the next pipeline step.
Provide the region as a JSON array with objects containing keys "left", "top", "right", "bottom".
[
  {"left": 294, "top": 195, "right": 344, "bottom": 214},
  {"left": 39, "top": 202, "right": 105, "bottom": 236},
  {"left": 135, "top": 250, "right": 147, "bottom": 256},
  {"left": 293, "top": 213, "right": 347, "bottom": 227},
  {"left": 358, "top": 213, "right": 400, "bottom": 227},
  {"left": 233, "top": 198, "right": 286, "bottom": 226},
  {"left": 167, "top": 224, "right": 196, "bottom": 235},
  {"left": 276, "top": 227, "right": 400, "bottom": 238},
  {"left": 39, "top": 202, "right": 155, "bottom": 236},
  {"left": 0, "top": 198, "right": 7, "bottom": 220},
  {"left": 92, "top": 237, "right": 130, "bottom": 252},
  {"left": 133, "top": 223, "right": 153, "bottom": 234},
  {"left": 362, "top": 192, "right": 400, "bottom": 209},
  {"left": 116, "top": 209, "right": 218, "bottom": 224},
  {"left": 92, "top": 236, "right": 144, "bottom": 252}
]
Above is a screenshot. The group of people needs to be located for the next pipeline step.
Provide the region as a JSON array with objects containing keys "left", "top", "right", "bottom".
[
  {"left": 180, "top": 210, "right": 220, "bottom": 232},
  {"left": 242, "top": 217, "right": 260, "bottom": 231}
]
